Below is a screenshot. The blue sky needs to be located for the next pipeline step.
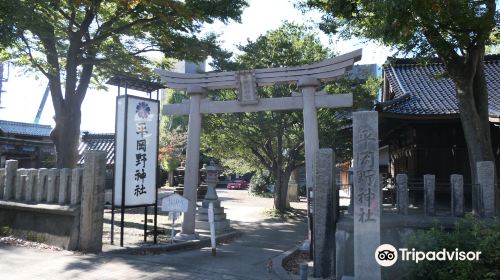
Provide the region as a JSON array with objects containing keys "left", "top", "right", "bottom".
[{"left": 0, "top": 0, "right": 392, "bottom": 133}]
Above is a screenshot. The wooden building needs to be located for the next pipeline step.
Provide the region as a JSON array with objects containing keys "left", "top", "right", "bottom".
[
  {"left": 0, "top": 120, "right": 54, "bottom": 168},
  {"left": 377, "top": 55, "right": 500, "bottom": 183}
]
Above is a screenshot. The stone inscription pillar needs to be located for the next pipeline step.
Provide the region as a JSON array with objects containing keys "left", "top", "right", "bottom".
[
  {"left": 181, "top": 86, "right": 206, "bottom": 238},
  {"left": 353, "top": 111, "right": 381, "bottom": 280},
  {"left": 313, "top": 148, "right": 336, "bottom": 278}
]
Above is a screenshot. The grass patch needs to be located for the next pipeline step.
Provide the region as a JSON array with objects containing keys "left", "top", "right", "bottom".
[
  {"left": 263, "top": 208, "right": 306, "bottom": 221},
  {"left": 249, "top": 191, "right": 273, "bottom": 198},
  {"left": 26, "top": 232, "right": 46, "bottom": 243}
]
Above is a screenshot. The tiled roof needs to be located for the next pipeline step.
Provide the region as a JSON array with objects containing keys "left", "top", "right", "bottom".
[
  {"left": 381, "top": 55, "right": 500, "bottom": 117},
  {"left": 0, "top": 120, "right": 52, "bottom": 137},
  {"left": 78, "top": 132, "right": 115, "bottom": 166}
]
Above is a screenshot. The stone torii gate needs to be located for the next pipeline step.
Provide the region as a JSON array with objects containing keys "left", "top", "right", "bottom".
[{"left": 156, "top": 49, "right": 362, "bottom": 239}]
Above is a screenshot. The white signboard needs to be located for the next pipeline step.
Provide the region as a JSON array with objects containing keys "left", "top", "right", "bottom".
[
  {"left": 161, "top": 193, "right": 189, "bottom": 213},
  {"left": 114, "top": 95, "right": 159, "bottom": 206}
]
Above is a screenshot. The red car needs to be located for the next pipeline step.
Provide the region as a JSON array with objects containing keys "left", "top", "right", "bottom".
[{"left": 227, "top": 179, "right": 249, "bottom": 190}]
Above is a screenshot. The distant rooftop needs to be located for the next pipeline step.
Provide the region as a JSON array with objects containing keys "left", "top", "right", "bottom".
[
  {"left": 78, "top": 132, "right": 114, "bottom": 166},
  {"left": 0, "top": 120, "right": 52, "bottom": 137},
  {"left": 380, "top": 55, "right": 500, "bottom": 117}
]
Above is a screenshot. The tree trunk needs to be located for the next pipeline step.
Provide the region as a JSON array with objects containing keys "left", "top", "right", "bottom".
[
  {"left": 50, "top": 105, "right": 82, "bottom": 168},
  {"left": 273, "top": 167, "right": 292, "bottom": 212},
  {"left": 447, "top": 49, "right": 497, "bottom": 213},
  {"left": 168, "top": 171, "right": 174, "bottom": 187}
]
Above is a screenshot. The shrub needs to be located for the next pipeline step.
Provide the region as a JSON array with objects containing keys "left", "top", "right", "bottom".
[
  {"left": 404, "top": 214, "right": 500, "bottom": 280},
  {"left": 249, "top": 172, "right": 273, "bottom": 197},
  {"left": 0, "top": 226, "right": 13, "bottom": 236}
]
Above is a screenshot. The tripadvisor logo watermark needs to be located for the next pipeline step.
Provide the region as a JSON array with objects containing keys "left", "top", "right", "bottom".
[{"left": 375, "top": 244, "right": 481, "bottom": 267}]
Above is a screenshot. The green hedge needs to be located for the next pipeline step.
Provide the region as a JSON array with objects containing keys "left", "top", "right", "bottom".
[{"left": 404, "top": 215, "right": 500, "bottom": 280}]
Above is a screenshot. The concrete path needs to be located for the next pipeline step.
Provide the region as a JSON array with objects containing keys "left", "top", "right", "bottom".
[{"left": 0, "top": 189, "right": 307, "bottom": 280}]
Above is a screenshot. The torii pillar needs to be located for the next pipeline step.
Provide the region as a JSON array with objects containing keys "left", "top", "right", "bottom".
[
  {"left": 177, "top": 86, "right": 205, "bottom": 239},
  {"left": 299, "top": 77, "right": 320, "bottom": 192}
]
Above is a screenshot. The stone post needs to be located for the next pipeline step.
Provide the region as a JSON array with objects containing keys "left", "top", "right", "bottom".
[
  {"left": 476, "top": 161, "right": 495, "bottom": 218},
  {"left": 396, "top": 174, "right": 408, "bottom": 215},
  {"left": 3, "top": 160, "right": 17, "bottom": 200},
  {"left": 46, "top": 168, "right": 59, "bottom": 203},
  {"left": 0, "top": 168, "right": 5, "bottom": 200},
  {"left": 313, "top": 148, "right": 336, "bottom": 278},
  {"left": 451, "top": 174, "right": 464, "bottom": 217},
  {"left": 35, "top": 168, "right": 48, "bottom": 203},
  {"left": 24, "top": 169, "right": 37, "bottom": 202},
  {"left": 424, "top": 174, "right": 435, "bottom": 216},
  {"left": 79, "top": 151, "right": 106, "bottom": 253},
  {"left": 180, "top": 86, "right": 206, "bottom": 239},
  {"left": 353, "top": 111, "right": 381, "bottom": 280},
  {"left": 58, "top": 168, "right": 71, "bottom": 204},
  {"left": 70, "top": 168, "right": 83, "bottom": 205},
  {"left": 15, "top": 169, "right": 27, "bottom": 201}
]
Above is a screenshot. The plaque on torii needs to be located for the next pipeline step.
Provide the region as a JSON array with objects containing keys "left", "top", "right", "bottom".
[{"left": 155, "top": 49, "right": 362, "bottom": 239}]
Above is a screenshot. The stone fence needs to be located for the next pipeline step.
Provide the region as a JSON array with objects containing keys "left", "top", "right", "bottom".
[
  {"left": 0, "top": 163, "right": 83, "bottom": 205},
  {"left": 394, "top": 161, "right": 497, "bottom": 218},
  {"left": 343, "top": 161, "right": 498, "bottom": 219},
  {"left": 0, "top": 151, "right": 106, "bottom": 252}
]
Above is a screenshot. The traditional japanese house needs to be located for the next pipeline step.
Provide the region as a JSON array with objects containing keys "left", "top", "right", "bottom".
[
  {"left": 0, "top": 120, "right": 54, "bottom": 168},
  {"left": 78, "top": 132, "right": 115, "bottom": 168},
  {"left": 78, "top": 132, "right": 116, "bottom": 191},
  {"left": 377, "top": 55, "right": 500, "bottom": 184}
]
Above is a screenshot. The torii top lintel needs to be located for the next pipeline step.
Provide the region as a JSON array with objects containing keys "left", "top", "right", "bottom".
[{"left": 155, "top": 49, "right": 362, "bottom": 90}]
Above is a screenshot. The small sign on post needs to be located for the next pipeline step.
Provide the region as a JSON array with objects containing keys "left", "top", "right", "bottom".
[
  {"left": 161, "top": 193, "right": 190, "bottom": 243},
  {"left": 168, "top": 212, "right": 179, "bottom": 244},
  {"left": 208, "top": 202, "right": 216, "bottom": 256}
]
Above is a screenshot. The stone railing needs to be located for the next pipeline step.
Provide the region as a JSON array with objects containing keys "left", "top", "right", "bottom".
[
  {"left": 0, "top": 162, "right": 83, "bottom": 205},
  {"left": 0, "top": 151, "right": 106, "bottom": 252}
]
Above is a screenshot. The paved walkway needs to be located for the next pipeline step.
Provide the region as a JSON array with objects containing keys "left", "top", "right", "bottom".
[{"left": 0, "top": 189, "right": 308, "bottom": 280}]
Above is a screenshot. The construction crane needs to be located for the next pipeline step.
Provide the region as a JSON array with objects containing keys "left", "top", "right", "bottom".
[
  {"left": 34, "top": 84, "right": 50, "bottom": 124},
  {"left": 0, "top": 62, "right": 10, "bottom": 108}
]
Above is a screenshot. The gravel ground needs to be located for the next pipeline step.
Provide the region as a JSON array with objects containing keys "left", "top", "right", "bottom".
[
  {"left": 103, "top": 188, "right": 308, "bottom": 248},
  {"left": 0, "top": 236, "right": 63, "bottom": 251}
]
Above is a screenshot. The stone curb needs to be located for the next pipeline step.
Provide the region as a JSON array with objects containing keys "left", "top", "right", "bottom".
[
  {"left": 272, "top": 243, "right": 324, "bottom": 280},
  {"left": 272, "top": 245, "right": 301, "bottom": 279},
  {"left": 102, "top": 230, "right": 241, "bottom": 255}
]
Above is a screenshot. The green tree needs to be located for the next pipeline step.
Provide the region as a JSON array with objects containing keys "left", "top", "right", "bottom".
[
  {"left": 0, "top": 0, "right": 247, "bottom": 168},
  {"left": 304, "top": 0, "right": 499, "bottom": 187},
  {"left": 203, "top": 23, "right": 379, "bottom": 212}
]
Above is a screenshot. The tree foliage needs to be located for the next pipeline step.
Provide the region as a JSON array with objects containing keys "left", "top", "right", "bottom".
[
  {"left": 304, "top": 0, "right": 499, "bottom": 187},
  {"left": 202, "top": 23, "right": 379, "bottom": 211},
  {"left": 304, "top": 0, "right": 498, "bottom": 57},
  {"left": 0, "top": 0, "right": 247, "bottom": 167}
]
